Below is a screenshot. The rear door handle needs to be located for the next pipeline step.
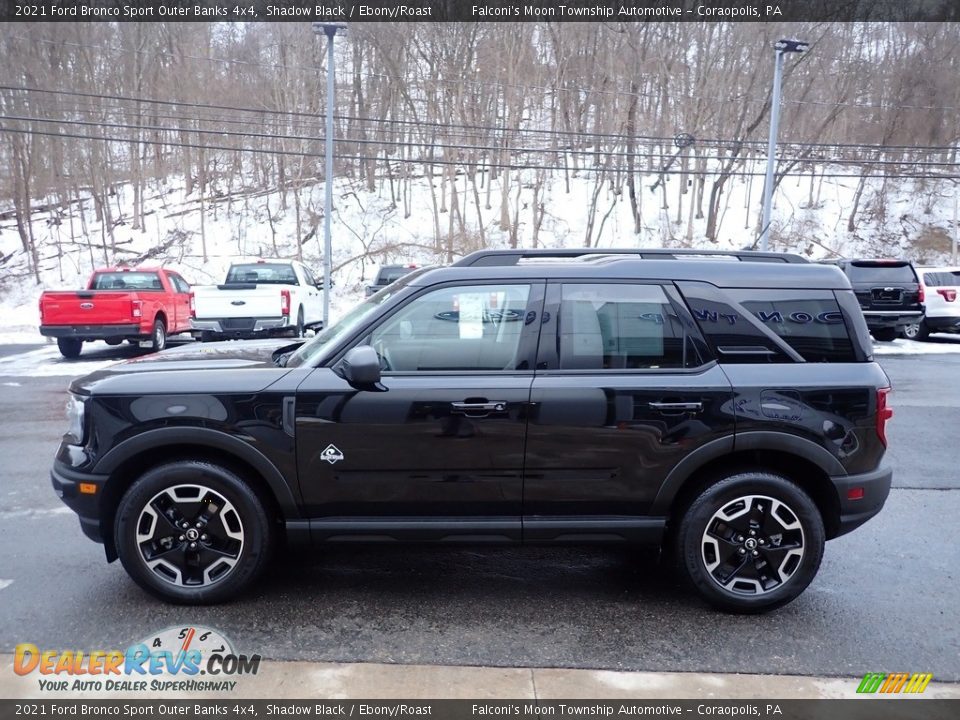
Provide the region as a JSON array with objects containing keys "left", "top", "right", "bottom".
[
  {"left": 648, "top": 401, "right": 703, "bottom": 413},
  {"left": 451, "top": 400, "right": 508, "bottom": 416}
]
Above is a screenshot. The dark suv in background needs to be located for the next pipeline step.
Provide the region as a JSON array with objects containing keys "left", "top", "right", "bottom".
[
  {"left": 52, "top": 248, "right": 893, "bottom": 613},
  {"left": 823, "top": 259, "right": 923, "bottom": 341}
]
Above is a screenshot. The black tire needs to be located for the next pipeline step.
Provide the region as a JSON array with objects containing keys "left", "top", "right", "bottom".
[
  {"left": 104, "top": 337, "right": 123, "bottom": 346},
  {"left": 293, "top": 306, "right": 305, "bottom": 338},
  {"left": 675, "top": 471, "right": 825, "bottom": 614},
  {"left": 871, "top": 327, "right": 898, "bottom": 342},
  {"left": 902, "top": 320, "right": 929, "bottom": 342},
  {"left": 150, "top": 317, "right": 167, "bottom": 352},
  {"left": 56, "top": 337, "right": 83, "bottom": 359},
  {"left": 114, "top": 461, "right": 274, "bottom": 604}
]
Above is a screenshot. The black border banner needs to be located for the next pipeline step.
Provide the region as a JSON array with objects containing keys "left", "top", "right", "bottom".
[
  {"left": 2, "top": 699, "right": 959, "bottom": 719},
  {"left": 0, "top": 0, "right": 958, "bottom": 23}
]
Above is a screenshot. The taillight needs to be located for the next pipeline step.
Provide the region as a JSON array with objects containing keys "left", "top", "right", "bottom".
[
  {"left": 189, "top": 293, "right": 196, "bottom": 318},
  {"left": 918, "top": 284, "right": 925, "bottom": 303},
  {"left": 38, "top": 297, "right": 43, "bottom": 323},
  {"left": 938, "top": 289, "right": 957, "bottom": 302},
  {"left": 131, "top": 299, "right": 143, "bottom": 319},
  {"left": 876, "top": 387, "right": 893, "bottom": 448},
  {"left": 280, "top": 290, "right": 290, "bottom": 316}
]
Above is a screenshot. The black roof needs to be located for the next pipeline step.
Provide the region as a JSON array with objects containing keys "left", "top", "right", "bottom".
[{"left": 411, "top": 256, "right": 851, "bottom": 290}]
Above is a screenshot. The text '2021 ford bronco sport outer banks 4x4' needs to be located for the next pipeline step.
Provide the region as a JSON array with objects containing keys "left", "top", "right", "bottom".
[{"left": 52, "top": 249, "right": 893, "bottom": 612}]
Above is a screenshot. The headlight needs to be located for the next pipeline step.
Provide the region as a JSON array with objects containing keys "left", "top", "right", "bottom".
[{"left": 65, "top": 394, "right": 87, "bottom": 445}]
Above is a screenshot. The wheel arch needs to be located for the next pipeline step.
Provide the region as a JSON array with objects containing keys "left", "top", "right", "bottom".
[
  {"left": 94, "top": 428, "right": 301, "bottom": 561},
  {"left": 653, "top": 437, "right": 843, "bottom": 540}
]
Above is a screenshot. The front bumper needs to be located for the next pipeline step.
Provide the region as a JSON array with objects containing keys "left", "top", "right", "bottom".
[
  {"left": 51, "top": 461, "right": 108, "bottom": 545},
  {"left": 41, "top": 324, "right": 142, "bottom": 339},
  {"left": 831, "top": 463, "right": 892, "bottom": 537},
  {"left": 191, "top": 317, "right": 290, "bottom": 337}
]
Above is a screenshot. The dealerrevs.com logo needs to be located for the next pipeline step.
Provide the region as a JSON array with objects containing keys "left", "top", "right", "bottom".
[{"left": 14, "top": 626, "right": 261, "bottom": 693}]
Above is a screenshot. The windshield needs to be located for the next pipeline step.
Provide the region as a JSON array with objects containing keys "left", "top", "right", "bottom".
[{"left": 226, "top": 263, "right": 298, "bottom": 285}]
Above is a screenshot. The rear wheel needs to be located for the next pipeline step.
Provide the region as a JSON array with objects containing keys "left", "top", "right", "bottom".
[
  {"left": 150, "top": 318, "right": 167, "bottom": 352},
  {"left": 871, "top": 327, "right": 898, "bottom": 342},
  {"left": 56, "top": 337, "right": 83, "bottom": 359},
  {"left": 902, "top": 320, "right": 929, "bottom": 341},
  {"left": 105, "top": 337, "right": 123, "bottom": 346},
  {"left": 114, "top": 461, "right": 273, "bottom": 604},
  {"left": 675, "top": 471, "right": 825, "bottom": 613}
]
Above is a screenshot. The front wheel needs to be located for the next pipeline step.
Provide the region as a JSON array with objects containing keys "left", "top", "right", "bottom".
[
  {"left": 114, "top": 461, "right": 274, "bottom": 604},
  {"left": 675, "top": 471, "right": 825, "bottom": 613},
  {"left": 56, "top": 337, "right": 83, "bottom": 359}
]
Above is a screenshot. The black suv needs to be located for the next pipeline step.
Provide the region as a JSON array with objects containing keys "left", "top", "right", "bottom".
[
  {"left": 52, "top": 249, "right": 893, "bottom": 613},
  {"left": 823, "top": 259, "right": 923, "bottom": 341}
]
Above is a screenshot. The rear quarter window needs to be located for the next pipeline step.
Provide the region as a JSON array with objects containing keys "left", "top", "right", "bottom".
[{"left": 730, "top": 290, "right": 857, "bottom": 363}]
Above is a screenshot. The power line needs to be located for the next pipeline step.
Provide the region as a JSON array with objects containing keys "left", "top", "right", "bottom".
[
  {"left": 4, "top": 125, "right": 960, "bottom": 181},
  {"left": 5, "top": 84, "right": 959, "bottom": 155}
]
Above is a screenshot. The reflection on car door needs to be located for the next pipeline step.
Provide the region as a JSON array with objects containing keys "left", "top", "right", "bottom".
[
  {"left": 523, "top": 281, "right": 734, "bottom": 542},
  {"left": 294, "top": 281, "right": 545, "bottom": 542}
]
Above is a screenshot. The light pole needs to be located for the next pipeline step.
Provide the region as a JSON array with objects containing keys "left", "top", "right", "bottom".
[
  {"left": 760, "top": 39, "right": 809, "bottom": 252},
  {"left": 313, "top": 21, "right": 347, "bottom": 329}
]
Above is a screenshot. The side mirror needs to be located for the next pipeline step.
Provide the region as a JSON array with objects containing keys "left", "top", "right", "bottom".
[{"left": 339, "top": 345, "right": 383, "bottom": 390}]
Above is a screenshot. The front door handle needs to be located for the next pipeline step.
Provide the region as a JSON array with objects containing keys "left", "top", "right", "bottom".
[
  {"left": 648, "top": 401, "right": 703, "bottom": 413},
  {"left": 451, "top": 400, "right": 508, "bottom": 417}
]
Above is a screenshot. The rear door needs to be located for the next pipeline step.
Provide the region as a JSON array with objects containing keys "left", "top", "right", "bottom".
[
  {"left": 294, "top": 280, "right": 544, "bottom": 541},
  {"left": 523, "top": 281, "right": 733, "bottom": 541}
]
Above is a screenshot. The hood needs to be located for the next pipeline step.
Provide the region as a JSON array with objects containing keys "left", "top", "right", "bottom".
[{"left": 70, "top": 339, "right": 305, "bottom": 396}]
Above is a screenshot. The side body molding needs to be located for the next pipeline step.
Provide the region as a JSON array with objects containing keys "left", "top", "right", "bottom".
[{"left": 94, "top": 427, "right": 302, "bottom": 518}]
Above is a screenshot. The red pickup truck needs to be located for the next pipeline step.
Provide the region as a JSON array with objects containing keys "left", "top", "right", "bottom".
[{"left": 39, "top": 267, "right": 193, "bottom": 358}]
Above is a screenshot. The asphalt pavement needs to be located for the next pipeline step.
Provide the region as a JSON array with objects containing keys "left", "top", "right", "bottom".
[{"left": 0, "top": 342, "right": 958, "bottom": 682}]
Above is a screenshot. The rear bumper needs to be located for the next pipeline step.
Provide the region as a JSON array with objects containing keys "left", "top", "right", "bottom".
[
  {"left": 831, "top": 464, "right": 892, "bottom": 538},
  {"left": 925, "top": 315, "right": 960, "bottom": 332},
  {"left": 51, "top": 460, "right": 109, "bottom": 546},
  {"left": 191, "top": 317, "right": 290, "bottom": 337},
  {"left": 40, "top": 324, "right": 142, "bottom": 339},
  {"left": 862, "top": 310, "right": 922, "bottom": 330}
]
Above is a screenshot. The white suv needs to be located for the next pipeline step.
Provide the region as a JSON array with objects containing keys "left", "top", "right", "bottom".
[{"left": 904, "top": 266, "right": 960, "bottom": 340}]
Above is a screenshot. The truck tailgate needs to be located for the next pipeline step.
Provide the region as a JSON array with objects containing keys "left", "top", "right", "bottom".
[
  {"left": 40, "top": 291, "right": 139, "bottom": 325},
  {"left": 192, "top": 285, "right": 285, "bottom": 319}
]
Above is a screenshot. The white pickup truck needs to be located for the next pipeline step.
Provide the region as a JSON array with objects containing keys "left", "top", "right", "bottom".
[{"left": 190, "top": 260, "right": 324, "bottom": 341}]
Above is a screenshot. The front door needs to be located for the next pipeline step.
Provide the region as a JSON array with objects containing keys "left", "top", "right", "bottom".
[
  {"left": 523, "top": 281, "right": 734, "bottom": 542},
  {"left": 295, "top": 281, "right": 544, "bottom": 542}
]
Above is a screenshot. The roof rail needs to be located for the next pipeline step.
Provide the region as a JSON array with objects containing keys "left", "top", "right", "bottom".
[{"left": 453, "top": 248, "right": 809, "bottom": 267}]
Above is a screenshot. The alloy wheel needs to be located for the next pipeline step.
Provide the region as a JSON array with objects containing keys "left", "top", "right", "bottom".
[
  {"left": 135, "top": 484, "right": 244, "bottom": 587},
  {"left": 700, "top": 494, "right": 805, "bottom": 596}
]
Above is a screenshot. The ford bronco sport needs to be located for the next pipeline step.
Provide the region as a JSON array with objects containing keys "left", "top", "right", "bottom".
[{"left": 52, "top": 248, "right": 893, "bottom": 612}]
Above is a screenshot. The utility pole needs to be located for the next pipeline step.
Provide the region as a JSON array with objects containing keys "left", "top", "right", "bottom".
[
  {"left": 760, "top": 39, "right": 808, "bottom": 252},
  {"left": 313, "top": 22, "right": 347, "bottom": 329}
]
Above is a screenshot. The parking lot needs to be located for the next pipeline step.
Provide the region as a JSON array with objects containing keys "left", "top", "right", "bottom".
[{"left": 0, "top": 339, "right": 958, "bottom": 680}]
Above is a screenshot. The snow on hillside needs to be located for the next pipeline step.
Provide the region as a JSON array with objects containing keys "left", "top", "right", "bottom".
[{"left": 1, "top": 166, "right": 958, "bottom": 344}]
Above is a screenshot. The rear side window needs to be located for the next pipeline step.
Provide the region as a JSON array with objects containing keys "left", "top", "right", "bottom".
[
  {"left": 845, "top": 262, "right": 916, "bottom": 283},
  {"left": 557, "top": 284, "right": 692, "bottom": 370},
  {"left": 730, "top": 290, "right": 856, "bottom": 363}
]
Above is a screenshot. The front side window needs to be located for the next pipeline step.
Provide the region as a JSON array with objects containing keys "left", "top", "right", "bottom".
[
  {"left": 558, "top": 284, "right": 689, "bottom": 370},
  {"left": 370, "top": 284, "right": 531, "bottom": 372}
]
